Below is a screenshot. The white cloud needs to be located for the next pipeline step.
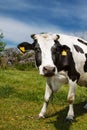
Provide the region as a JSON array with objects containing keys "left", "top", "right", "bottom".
[{"left": 0, "top": 16, "right": 64, "bottom": 46}]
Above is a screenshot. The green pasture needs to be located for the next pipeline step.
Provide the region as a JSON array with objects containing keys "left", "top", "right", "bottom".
[{"left": 0, "top": 69, "right": 87, "bottom": 130}]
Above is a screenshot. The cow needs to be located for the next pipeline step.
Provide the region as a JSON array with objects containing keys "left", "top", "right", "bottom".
[{"left": 17, "top": 33, "right": 87, "bottom": 122}]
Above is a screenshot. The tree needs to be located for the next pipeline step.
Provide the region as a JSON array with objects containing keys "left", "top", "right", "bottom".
[
  {"left": 0, "top": 31, "right": 7, "bottom": 68},
  {"left": 0, "top": 31, "right": 6, "bottom": 53}
]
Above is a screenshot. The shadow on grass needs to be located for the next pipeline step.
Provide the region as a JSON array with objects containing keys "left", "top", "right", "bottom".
[{"left": 46, "top": 101, "right": 87, "bottom": 130}]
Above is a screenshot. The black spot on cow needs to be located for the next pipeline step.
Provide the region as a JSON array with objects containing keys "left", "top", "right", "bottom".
[
  {"left": 84, "top": 54, "right": 87, "bottom": 72},
  {"left": 57, "top": 45, "right": 71, "bottom": 71},
  {"left": 34, "top": 42, "right": 42, "bottom": 68},
  {"left": 78, "top": 39, "right": 87, "bottom": 46},
  {"left": 74, "top": 44, "right": 84, "bottom": 53},
  {"left": 51, "top": 40, "right": 61, "bottom": 66},
  {"left": 51, "top": 43, "right": 80, "bottom": 81}
]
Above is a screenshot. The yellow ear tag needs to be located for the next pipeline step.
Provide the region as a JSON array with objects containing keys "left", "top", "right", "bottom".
[
  {"left": 20, "top": 47, "right": 25, "bottom": 53},
  {"left": 61, "top": 50, "right": 67, "bottom": 56}
]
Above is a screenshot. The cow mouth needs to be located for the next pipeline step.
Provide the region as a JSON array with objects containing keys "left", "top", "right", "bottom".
[{"left": 43, "top": 72, "right": 55, "bottom": 77}]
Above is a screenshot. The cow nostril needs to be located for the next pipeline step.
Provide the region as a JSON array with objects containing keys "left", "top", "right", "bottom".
[
  {"left": 43, "top": 66, "right": 55, "bottom": 72},
  {"left": 43, "top": 66, "right": 48, "bottom": 71}
]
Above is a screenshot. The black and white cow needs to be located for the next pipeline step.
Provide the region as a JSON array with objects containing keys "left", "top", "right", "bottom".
[{"left": 17, "top": 33, "right": 87, "bottom": 121}]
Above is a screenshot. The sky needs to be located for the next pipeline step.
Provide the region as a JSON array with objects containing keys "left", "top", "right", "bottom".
[{"left": 0, "top": 0, "right": 87, "bottom": 48}]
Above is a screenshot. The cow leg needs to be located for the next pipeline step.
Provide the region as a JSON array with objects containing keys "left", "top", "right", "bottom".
[
  {"left": 66, "top": 79, "right": 77, "bottom": 121},
  {"left": 39, "top": 82, "right": 53, "bottom": 118}
]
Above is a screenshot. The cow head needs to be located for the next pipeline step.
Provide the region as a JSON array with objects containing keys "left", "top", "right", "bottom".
[{"left": 17, "top": 33, "right": 60, "bottom": 77}]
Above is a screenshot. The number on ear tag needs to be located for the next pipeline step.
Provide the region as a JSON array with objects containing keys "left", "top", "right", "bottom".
[
  {"left": 61, "top": 50, "right": 67, "bottom": 56},
  {"left": 19, "top": 47, "right": 25, "bottom": 53}
]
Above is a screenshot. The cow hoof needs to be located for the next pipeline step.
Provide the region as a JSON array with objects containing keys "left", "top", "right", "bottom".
[
  {"left": 39, "top": 114, "right": 45, "bottom": 119},
  {"left": 66, "top": 115, "right": 74, "bottom": 123}
]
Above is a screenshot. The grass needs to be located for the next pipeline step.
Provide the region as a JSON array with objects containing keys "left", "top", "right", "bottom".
[{"left": 0, "top": 68, "right": 87, "bottom": 130}]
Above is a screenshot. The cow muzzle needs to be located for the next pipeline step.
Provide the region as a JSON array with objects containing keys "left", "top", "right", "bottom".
[{"left": 43, "top": 66, "right": 56, "bottom": 77}]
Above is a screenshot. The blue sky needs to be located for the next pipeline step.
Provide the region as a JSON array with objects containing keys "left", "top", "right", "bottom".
[{"left": 0, "top": 0, "right": 87, "bottom": 48}]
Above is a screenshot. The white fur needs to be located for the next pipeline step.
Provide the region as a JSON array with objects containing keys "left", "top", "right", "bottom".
[{"left": 67, "top": 80, "right": 77, "bottom": 120}]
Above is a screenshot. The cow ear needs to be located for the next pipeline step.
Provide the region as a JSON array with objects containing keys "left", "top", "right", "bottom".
[
  {"left": 61, "top": 50, "right": 67, "bottom": 56},
  {"left": 61, "top": 45, "right": 70, "bottom": 56},
  {"left": 31, "top": 34, "right": 36, "bottom": 39},
  {"left": 17, "top": 42, "right": 34, "bottom": 53}
]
